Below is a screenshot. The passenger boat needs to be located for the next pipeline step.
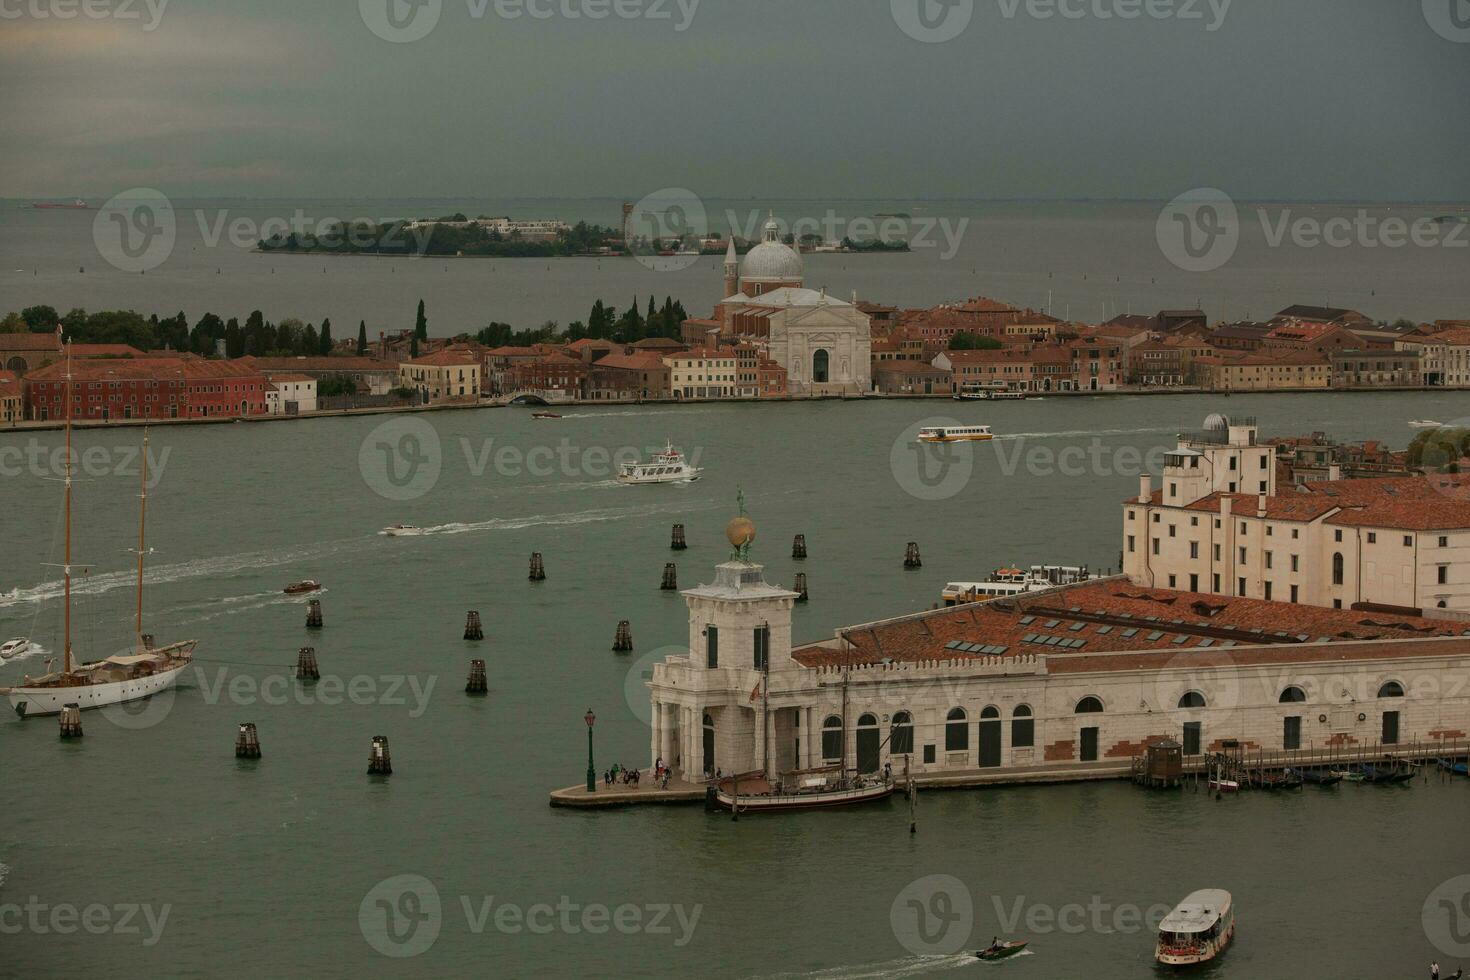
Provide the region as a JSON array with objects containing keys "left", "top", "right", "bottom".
[
  {"left": 1288, "top": 767, "right": 1343, "bottom": 786},
  {"left": 1, "top": 401, "right": 196, "bottom": 718},
  {"left": 616, "top": 441, "right": 702, "bottom": 485},
  {"left": 975, "top": 940, "right": 1028, "bottom": 961},
  {"left": 942, "top": 564, "right": 1100, "bottom": 605},
  {"left": 0, "top": 638, "right": 29, "bottom": 660},
  {"left": 1155, "top": 889, "right": 1235, "bottom": 966},
  {"left": 1436, "top": 758, "right": 1469, "bottom": 776},
  {"left": 284, "top": 580, "right": 322, "bottom": 595},
  {"left": 380, "top": 524, "right": 422, "bottom": 537},
  {"left": 917, "top": 424, "right": 993, "bottom": 444},
  {"left": 1409, "top": 419, "right": 1444, "bottom": 429}
]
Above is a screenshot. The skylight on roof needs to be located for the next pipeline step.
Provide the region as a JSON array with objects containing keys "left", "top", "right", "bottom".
[{"left": 1147, "top": 630, "right": 1164, "bottom": 641}]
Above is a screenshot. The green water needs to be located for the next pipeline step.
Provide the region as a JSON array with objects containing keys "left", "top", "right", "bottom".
[{"left": 3, "top": 393, "right": 1469, "bottom": 978}]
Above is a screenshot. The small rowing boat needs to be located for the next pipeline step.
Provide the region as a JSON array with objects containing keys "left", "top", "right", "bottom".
[
  {"left": 1436, "top": 758, "right": 1470, "bottom": 776},
  {"left": 1288, "top": 767, "right": 1343, "bottom": 786},
  {"left": 1208, "top": 777, "right": 1239, "bottom": 793}
]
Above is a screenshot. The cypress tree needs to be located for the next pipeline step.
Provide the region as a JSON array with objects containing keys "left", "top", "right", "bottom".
[
  {"left": 319, "top": 318, "right": 333, "bottom": 355},
  {"left": 357, "top": 320, "right": 368, "bottom": 355},
  {"left": 415, "top": 299, "right": 427, "bottom": 341}
]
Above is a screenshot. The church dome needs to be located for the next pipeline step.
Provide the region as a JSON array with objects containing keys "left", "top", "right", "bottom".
[{"left": 740, "top": 216, "right": 804, "bottom": 281}]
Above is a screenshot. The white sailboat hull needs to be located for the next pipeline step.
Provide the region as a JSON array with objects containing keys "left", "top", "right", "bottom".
[{"left": 7, "top": 662, "right": 187, "bottom": 718}]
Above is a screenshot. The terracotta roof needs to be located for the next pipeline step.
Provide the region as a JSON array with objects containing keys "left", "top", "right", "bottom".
[
  {"left": 1137, "top": 475, "right": 1470, "bottom": 531},
  {"left": 630, "top": 337, "right": 687, "bottom": 349},
  {"left": 0, "top": 369, "right": 19, "bottom": 386},
  {"left": 243, "top": 356, "right": 395, "bottom": 372},
  {"left": 792, "top": 579, "right": 1470, "bottom": 670},
  {"left": 0, "top": 332, "right": 63, "bottom": 351},
  {"left": 872, "top": 360, "right": 949, "bottom": 377},
  {"left": 26, "top": 357, "right": 262, "bottom": 383},
  {"left": 592, "top": 351, "right": 667, "bottom": 372},
  {"left": 403, "top": 349, "right": 480, "bottom": 367},
  {"left": 71, "top": 343, "right": 146, "bottom": 358},
  {"left": 262, "top": 372, "right": 315, "bottom": 383}
]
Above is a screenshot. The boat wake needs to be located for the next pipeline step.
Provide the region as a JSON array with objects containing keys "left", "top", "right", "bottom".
[
  {"left": 992, "top": 425, "right": 1179, "bottom": 440},
  {"left": 744, "top": 952, "right": 979, "bottom": 979},
  {"left": 416, "top": 502, "right": 713, "bottom": 537},
  {"left": 1, "top": 640, "right": 50, "bottom": 666},
  {"left": 550, "top": 408, "right": 717, "bottom": 419}
]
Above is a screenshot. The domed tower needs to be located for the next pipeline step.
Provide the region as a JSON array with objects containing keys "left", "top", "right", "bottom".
[{"left": 738, "top": 213, "right": 804, "bottom": 296}]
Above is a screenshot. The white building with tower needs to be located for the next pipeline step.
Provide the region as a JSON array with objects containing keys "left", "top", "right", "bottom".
[
  {"left": 707, "top": 216, "right": 872, "bottom": 396},
  {"left": 648, "top": 490, "right": 1470, "bottom": 786}
]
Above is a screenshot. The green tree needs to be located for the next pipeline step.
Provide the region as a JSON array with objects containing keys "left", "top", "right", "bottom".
[
  {"left": 20, "top": 305, "right": 60, "bottom": 332},
  {"left": 949, "top": 332, "right": 1001, "bottom": 351},
  {"left": 415, "top": 299, "right": 428, "bottom": 341},
  {"left": 357, "top": 320, "right": 368, "bottom": 355},
  {"left": 319, "top": 318, "right": 333, "bottom": 356}
]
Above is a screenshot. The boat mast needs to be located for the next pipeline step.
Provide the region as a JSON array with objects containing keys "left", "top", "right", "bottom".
[
  {"left": 134, "top": 427, "right": 149, "bottom": 647},
  {"left": 63, "top": 340, "right": 73, "bottom": 675}
]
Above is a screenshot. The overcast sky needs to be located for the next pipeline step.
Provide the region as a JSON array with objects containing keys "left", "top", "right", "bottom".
[{"left": 3, "top": 0, "right": 1467, "bottom": 201}]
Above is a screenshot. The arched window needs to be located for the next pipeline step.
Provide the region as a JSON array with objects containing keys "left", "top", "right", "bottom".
[
  {"left": 703, "top": 712, "right": 713, "bottom": 727},
  {"left": 1377, "top": 681, "right": 1405, "bottom": 698},
  {"left": 1011, "top": 704, "right": 1034, "bottom": 748},
  {"left": 821, "top": 715, "right": 842, "bottom": 762},
  {"left": 980, "top": 705, "right": 1000, "bottom": 719},
  {"left": 891, "top": 711, "right": 914, "bottom": 755},
  {"left": 1075, "top": 696, "right": 1104, "bottom": 714},
  {"left": 1279, "top": 686, "right": 1306, "bottom": 703},
  {"left": 1178, "top": 691, "right": 1207, "bottom": 709},
  {"left": 1332, "top": 553, "right": 1344, "bottom": 586},
  {"left": 857, "top": 713, "right": 878, "bottom": 727},
  {"left": 945, "top": 707, "right": 968, "bottom": 751}
]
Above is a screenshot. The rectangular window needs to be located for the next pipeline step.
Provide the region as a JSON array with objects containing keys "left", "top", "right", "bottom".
[
  {"left": 1152, "top": 538, "right": 1160, "bottom": 555},
  {"left": 1190, "top": 573, "right": 1199, "bottom": 592},
  {"left": 1291, "top": 554, "right": 1299, "bottom": 572},
  {"left": 1367, "top": 532, "right": 1377, "bottom": 544},
  {"left": 753, "top": 625, "right": 769, "bottom": 671},
  {"left": 706, "top": 626, "right": 718, "bottom": 668},
  {"left": 1439, "top": 566, "right": 1449, "bottom": 585},
  {"left": 1265, "top": 551, "right": 1273, "bottom": 569},
  {"left": 1127, "top": 535, "right": 1136, "bottom": 553},
  {"left": 1213, "top": 573, "right": 1221, "bottom": 592},
  {"left": 1190, "top": 542, "right": 1199, "bottom": 559},
  {"left": 1335, "top": 530, "right": 1343, "bottom": 542},
  {"left": 1011, "top": 715, "right": 1034, "bottom": 748},
  {"left": 923, "top": 744, "right": 936, "bottom": 764},
  {"left": 1213, "top": 544, "right": 1221, "bottom": 561},
  {"left": 1290, "top": 584, "right": 1299, "bottom": 603},
  {"left": 1404, "top": 535, "right": 1413, "bottom": 547},
  {"left": 1238, "top": 577, "right": 1246, "bottom": 596},
  {"left": 1238, "top": 547, "right": 1247, "bottom": 563},
  {"left": 1168, "top": 574, "right": 1177, "bottom": 588},
  {"left": 1168, "top": 525, "right": 1176, "bottom": 538},
  {"left": 1264, "top": 581, "right": 1273, "bottom": 600}
]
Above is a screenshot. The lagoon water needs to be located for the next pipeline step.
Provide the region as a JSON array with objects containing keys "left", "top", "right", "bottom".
[
  {"left": 2, "top": 197, "right": 1468, "bottom": 334},
  {"left": 3, "top": 393, "right": 1470, "bottom": 977}
]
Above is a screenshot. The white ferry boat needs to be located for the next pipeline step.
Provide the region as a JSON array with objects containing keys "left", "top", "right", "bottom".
[
  {"left": 1155, "top": 889, "right": 1234, "bottom": 966},
  {"left": 941, "top": 564, "right": 1101, "bottom": 605},
  {"left": 917, "top": 424, "right": 993, "bottom": 444},
  {"left": 954, "top": 383, "right": 1026, "bottom": 401},
  {"left": 616, "top": 441, "right": 703, "bottom": 485}
]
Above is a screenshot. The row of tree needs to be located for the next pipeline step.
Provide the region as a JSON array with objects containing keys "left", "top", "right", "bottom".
[{"left": 257, "top": 220, "right": 620, "bottom": 258}]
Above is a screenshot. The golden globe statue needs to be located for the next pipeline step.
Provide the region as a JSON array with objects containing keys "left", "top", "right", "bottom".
[{"left": 726, "top": 488, "right": 755, "bottom": 561}]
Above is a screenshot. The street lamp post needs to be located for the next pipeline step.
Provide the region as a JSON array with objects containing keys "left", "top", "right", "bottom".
[{"left": 585, "top": 709, "right": 597, "bottom": 793}]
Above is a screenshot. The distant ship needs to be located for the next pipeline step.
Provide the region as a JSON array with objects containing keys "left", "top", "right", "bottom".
[{"left": 31, "top": 199, "right": 92, "bottom": 210}]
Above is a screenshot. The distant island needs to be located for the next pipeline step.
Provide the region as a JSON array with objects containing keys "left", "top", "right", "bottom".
[{"left": 256, "top": 213, "right": 911, "bottom": 259}]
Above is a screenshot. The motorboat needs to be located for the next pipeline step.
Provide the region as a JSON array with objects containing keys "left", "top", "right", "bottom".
[
  {"left": 1409, "top": 420, "right": 1443, "bottom": 429},
  {"left": 1155, "top": 889, "right": 1235, "bottom": 966},
  {"left": 284, "top": 580, "right": 322, "bottom": 595},
  {"left": 975, "top": 940, "right": 1028, "bottom": 961},
  {"left": 0, "top": 638, "right": 29, "bottom": 660},
  {"left": 531, "top": 412, "right": 562, "bottom": 419},
  {"left": 380, "top": 524, "right": 422, "bottom": 537}
]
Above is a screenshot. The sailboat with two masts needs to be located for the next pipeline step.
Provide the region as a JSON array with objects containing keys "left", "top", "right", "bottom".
[{"left": 1, "top": 345, "right": 196, "bottom": 718}]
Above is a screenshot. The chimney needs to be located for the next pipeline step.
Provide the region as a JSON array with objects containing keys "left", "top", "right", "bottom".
[
  {"left": 1256, "top": 494, "right": 1267, "bottom": 518},
  {"left": 1138, "top": 475, "right": 1151, "bottom": 504}
]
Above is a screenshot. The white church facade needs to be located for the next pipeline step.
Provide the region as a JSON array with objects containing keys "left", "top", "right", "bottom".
[{"left": 710, "top": 217, "right": 872, "bottom": 396}]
